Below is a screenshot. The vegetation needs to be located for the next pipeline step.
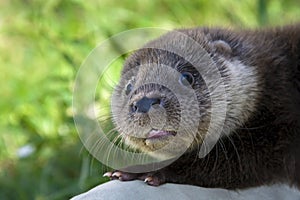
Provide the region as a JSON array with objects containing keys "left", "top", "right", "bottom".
[{"left": 0, "top": 0, "right": 299, "bottom": 199}]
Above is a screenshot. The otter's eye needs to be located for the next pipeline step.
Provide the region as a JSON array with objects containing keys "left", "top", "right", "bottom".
[
  {"left": 179, "top": 72, "right": 195, "bottom": 86},
  {"left": 125, "top": 83, "right": 133, "bottom": 95}
]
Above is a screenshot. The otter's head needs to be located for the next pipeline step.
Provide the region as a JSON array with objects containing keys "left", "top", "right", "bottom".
[{"left": 111, "top": 29, "right": 258, "bottom": 159}]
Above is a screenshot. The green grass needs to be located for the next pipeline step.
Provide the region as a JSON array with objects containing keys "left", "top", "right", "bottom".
[{"left": 0, "top": 0, "right": 300, "bottom": 199}]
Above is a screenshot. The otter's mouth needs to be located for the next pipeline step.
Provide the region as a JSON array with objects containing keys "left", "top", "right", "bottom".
[{"left": 147, "top": 129, "right": 177, "bottom": 139}]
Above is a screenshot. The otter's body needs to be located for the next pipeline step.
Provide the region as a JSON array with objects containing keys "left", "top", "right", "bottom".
[{"left": 107, "top": 25, "right": 300, "bottom": 189}]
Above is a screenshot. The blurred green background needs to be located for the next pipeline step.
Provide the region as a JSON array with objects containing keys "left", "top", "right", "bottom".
[{"left": 0, "top": 0, "right": 299, "bottom": 199}]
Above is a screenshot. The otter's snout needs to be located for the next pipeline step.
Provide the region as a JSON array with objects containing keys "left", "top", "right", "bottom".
[{"left": 130, "top": 96, "right": 161, "bottom": 113}]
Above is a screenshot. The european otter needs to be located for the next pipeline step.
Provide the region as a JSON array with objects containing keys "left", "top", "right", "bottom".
[{"left": 104, "top": 25, "right": 300, "bottom": 189}]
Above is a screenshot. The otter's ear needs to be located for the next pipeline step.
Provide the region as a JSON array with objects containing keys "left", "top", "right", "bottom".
[{"left": 211, "top": 40, "right": 232, "bottom": 57}]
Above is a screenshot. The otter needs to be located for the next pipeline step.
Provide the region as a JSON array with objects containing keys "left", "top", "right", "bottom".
[{"left": 104, "top": 25, "right": 300, "bottom": 189}]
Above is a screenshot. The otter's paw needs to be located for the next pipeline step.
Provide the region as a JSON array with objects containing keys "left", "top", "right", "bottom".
[
  {"left": 103, "top": 171, "right": 166, "bottom": 186},
  {"left": 103, "top": 171, "right": 146, "bottom": 181}
]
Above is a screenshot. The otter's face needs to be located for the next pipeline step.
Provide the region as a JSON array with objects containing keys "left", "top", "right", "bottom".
[
  {"left": 111, "top": 29, "right": 258, "bottom": 158},
  {"left": 111, "top": 47, "right": 212, "bottom": 158},
  {"left": 111, "top": 29, "right": 258, "bottom": 159}
]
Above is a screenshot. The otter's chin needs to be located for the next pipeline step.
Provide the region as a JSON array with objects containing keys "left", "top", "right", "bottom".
[{"left": 125, "top": 130, "right": 193, "bottom": 160}]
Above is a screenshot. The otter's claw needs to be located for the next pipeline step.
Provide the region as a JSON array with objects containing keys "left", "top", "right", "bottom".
[
  {"left": 144, "top": 176, "right": 161, "bottom": 186},
  {"left": 144, "top": 176, "right": 153, "bottom": 183},
  {"left": 112, "top": 171, "right": 122, "bottom": 179},
  {"left": 144, "top": 175, "right": 162, "bottom": 186},
  {"left": 103, "top": 172, "right": 112, "bottom": 177}
]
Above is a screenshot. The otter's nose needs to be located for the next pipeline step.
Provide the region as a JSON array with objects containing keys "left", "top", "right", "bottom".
[{"left": 131, "top": 97, "right": 161, "bottom": 113}]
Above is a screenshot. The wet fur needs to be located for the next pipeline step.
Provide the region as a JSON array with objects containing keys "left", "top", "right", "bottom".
[{"left": 111, "top": 25, "right": 300, "bottom": 189}]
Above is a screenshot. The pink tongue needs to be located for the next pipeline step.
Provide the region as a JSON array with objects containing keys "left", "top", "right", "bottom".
[{"left": 147, "top": 130, "right": 172, "bottom": 139}]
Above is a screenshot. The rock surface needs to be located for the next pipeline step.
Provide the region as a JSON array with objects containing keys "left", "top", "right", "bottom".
[{"left": 71, "top": 180, "right": 300, "bottom": 200}]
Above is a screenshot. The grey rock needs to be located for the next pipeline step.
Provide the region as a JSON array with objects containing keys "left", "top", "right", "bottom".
[{"left": 71, "top": 180, "right": 300, "bottom": 200}]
